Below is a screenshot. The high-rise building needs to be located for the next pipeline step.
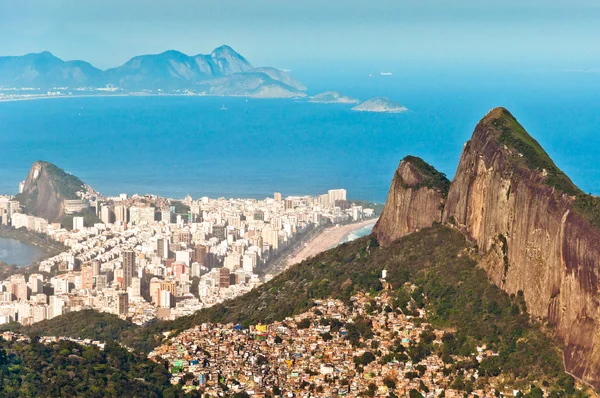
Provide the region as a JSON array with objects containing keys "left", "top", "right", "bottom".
[
  {"left": 11, "top": 275, "right": 28, "bottom": 301},
  {"left": 157, "top": 238, "right": 169, "bottom": 259},
  {"left": 100, "top": 206, "right": 115, "bottom": 224},
  {"left": 175, "top": 250, "right": 192, "bottom": 266},
  {"left": 28, "top": 274, "right": 43, "bottom": 295},
  {"left": 194, "top": 244, "right": 207, "bottom": 265},
  {"left": 219, "top": 268, "right": 231, "bottom": 288},
  {"left": 172, "top": 262, "right": 186, "bottom": 279},
  {"left": 130, "top": 277, "right": 141, "bottom": 298},
  {"left": 328, "top": 189, "right": 347, "bottom": 208},
  {"left": 284, "top": 199, "right": 294, "bottom": 210},
  {"left": 81, "top": 265, "right": 93, "bottom": 290},
  {"left": 48, "top": 295, "right": 65, "bottom": 319},
  {"left": 94, "top": 275, "right": 107, "bottom": 290},
  {"left": 130, "top": 206, "right": 156, "bottom": 225},
  {"left": 115, "top": 292, "right": 129, "bottom": 315},
  {"left": 114, "top": 205, "right": 128, "bottom": 224},
  {"left": 122, "top": 250, "right": 135, "bottom": 289},
  {"left": 158, "top": 290, "right": 173, "bottom": 308},
  {"left": 191, "top": 262, "right": 202, "bottom": 278},
  {"left": 91, "top": 260, "right": 101, "bottom": 276},
  {"left": 73, "top": 216, "right": 85, "bottom": 231},
  {"left": 274, "top": 192, "right": 282, "bottom": 202},
  {"left": 161, "top": 210, "right": 174, "bottom": 224}
]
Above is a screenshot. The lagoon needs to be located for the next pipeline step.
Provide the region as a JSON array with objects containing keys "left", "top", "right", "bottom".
[{"left": 0, "top": 237, "right": 43, "bottom": 267}]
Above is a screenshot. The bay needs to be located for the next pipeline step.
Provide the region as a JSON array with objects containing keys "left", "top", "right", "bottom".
[{"left": 0, "top": 70, "right": 599, "bottom": 202}]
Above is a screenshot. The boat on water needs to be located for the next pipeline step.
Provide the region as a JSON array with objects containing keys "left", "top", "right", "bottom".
[
  {"left": 380, "top": 72, "right": 392, "bottom": 76},
  {"left": 220, "top": 104, "right": 227, "bottom": 110}
]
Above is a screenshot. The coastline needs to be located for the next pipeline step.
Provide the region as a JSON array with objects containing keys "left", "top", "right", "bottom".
[{"left": 286, "top": 218, "right": 378, "bottom": 266}]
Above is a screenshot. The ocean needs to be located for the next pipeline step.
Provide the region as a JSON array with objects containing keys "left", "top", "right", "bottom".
[
  {"left": 1, "top": 69, "right": 599, "bottom": 202},
  {"left": 340, "top": 222, "right": 378, "bottom": 244}
]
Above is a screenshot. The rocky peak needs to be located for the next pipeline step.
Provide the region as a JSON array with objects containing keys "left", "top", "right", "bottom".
[
  {"left": 441, "top": 108, "right": 600, "bottom": 388},
  {"left": 373, "top": 156, "right": 449, "bottom": 246},
  {"left": 16, "top": 161, "right": 91, "bottom": 223},
  {"left": 210, "top": 45, "right": 252, "bottom": 75}
]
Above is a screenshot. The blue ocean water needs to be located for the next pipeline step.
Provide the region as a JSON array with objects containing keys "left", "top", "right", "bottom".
[
  {"left": 340, "top": 222, "right": 377, "bottom": 244},
  {"left": 1, "top": 70, "right": 599, "bottom": 202}
]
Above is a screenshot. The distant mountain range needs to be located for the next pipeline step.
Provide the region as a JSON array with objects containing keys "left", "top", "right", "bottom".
[{"left": 0, "top": 46, "right": 307, "bottom": 98}]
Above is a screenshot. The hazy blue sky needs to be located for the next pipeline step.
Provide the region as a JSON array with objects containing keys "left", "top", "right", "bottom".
[{"left": 1, "top": 0, "right": 599, "bottom": 71}]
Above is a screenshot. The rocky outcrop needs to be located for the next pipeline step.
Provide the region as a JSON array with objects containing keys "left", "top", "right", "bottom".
[
  {"left": 376, "top": 107, "right": 600, "bottom": 386},
  {"left": 373, "top": 156, "right": 449, "bottom": 246},
  {"left": 352, "top": 97, "right": 408, "bottom": 113},
  {"left": 16, "top": 161, "right": 90, "bottom": 223},
  {"left": 309, "top": 91, "right": 359, "bottom": 104},
  {"left": 442, "top": 107, "right": 600, "bottom": 387}
]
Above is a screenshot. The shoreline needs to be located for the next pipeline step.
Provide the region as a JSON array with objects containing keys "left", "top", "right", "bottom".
[
  {"left": 0, "top": 92, "right": 306, "bottom": 104},
  {"left": 286, "top": 218, "right": 378, "bottom": 266}
]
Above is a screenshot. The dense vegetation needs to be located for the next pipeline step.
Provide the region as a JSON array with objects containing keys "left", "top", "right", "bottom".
[
  {"left": 400, "top": 155, "right": 450, "bottom": 197},
  {"left": 492, "top": 108, "right": 579, "bottom": 196},
  {"left": 6, "top": 226, "right": 588, "bottom": 394},
  {"left": 61, "top": 208, "right": 102, "bottom": 230},
  {"left": 0, "top": 337, "right": 189, "bottom": 397},
  {"left": 38, "top": 161, "right": 87, "bottom": 200},
  {"left": 27, "top": 311, "right": 140, "bottom": 343},
  {"left": 491, "top": 108, "right": 600, "bottom": 230}
]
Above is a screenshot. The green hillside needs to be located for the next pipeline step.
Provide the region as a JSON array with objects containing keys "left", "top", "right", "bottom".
[
  {"left": 11, "top": 226, "right": 588, "bottom": 395},
  {"left": 0, "top": 336, "right": 190, "bottom": 397}
]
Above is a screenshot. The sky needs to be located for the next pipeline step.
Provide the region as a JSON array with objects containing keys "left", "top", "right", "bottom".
[{"left": 1, "top": 0, "right": 600, "bottom": 72}]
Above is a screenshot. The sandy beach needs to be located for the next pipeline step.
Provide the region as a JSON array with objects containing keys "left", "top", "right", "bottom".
[{"left": 287, "top": 219, "right": 378, "bottom": 266}]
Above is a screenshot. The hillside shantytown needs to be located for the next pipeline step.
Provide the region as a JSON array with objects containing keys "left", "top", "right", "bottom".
[{"left": 0, "top": 186, "right": 374, "bottom": 326}]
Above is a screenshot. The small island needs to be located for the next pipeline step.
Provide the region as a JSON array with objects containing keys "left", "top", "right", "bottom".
[
  {"left": 352, "top": 97, "right": 408, "bottom": 113},
  {"left": 309, "top": 91, "right": 359, "bottom": 104}
]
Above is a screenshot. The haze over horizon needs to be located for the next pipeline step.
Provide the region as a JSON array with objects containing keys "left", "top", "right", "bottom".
[{"left": 2, "top": 0, "right": 600, "bottom": 73}]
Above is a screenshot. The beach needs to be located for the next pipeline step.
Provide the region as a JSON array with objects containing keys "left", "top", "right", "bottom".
[{"left": 287, "top": 219, "right": 378, "bottom": 266}]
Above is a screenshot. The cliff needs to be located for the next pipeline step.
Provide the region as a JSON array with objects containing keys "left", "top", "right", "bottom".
[
  {"left": 441, "top": 107, "right": 600, "bottom": 387},
  {"left": 16, "top": 161, "right": 91, "bottom": 223},
  {"left": 373, "top": 156, "right": 449, "bottom": 245}
]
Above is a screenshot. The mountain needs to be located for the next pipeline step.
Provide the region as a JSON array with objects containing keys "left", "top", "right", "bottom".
[
  {"left": 15, "top": 161, "right": 96, "bottom": 224},
  {"left": 196, "top": 71, "right": 307, "bottom": 98},
  {"left": 442, "top": 107, "right": 600, "bottom": 387},
  {"left": 0, "top": 51, "right": 103, "bottom": 88},
  {"left": 373, "top": 156, "right": 449, "bottom": 246},
  {"left": 248, "top": 67, "right": 307, "bottom": 91},
  {"left": 208, "top": 44, "right": 253, "bottom": 75},
  {"left": 352, "top": 97, "right": 408, "bottom": 113},
  {"left": 372, "top": 106, "right": 600, "bottom": 388},
  {"left": 0, "top": 46, "right": 306, "bottom": 98},
  {"left": 103, "top": 45, "right": 254, "bottom": 91},
  {"left": 309, "top": 91, "right": 359, "bottom": 104}
]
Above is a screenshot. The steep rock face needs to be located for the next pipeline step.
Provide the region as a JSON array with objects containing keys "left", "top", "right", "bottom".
[
  {"left": 443, "top": 107, "right": 600, "bottom": 387},
  {"left": 16, "top": 161, "right": 88, "bottom": 223},
  {"left": 373, "top": 156, "right": 449, "bottom": 246}
]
